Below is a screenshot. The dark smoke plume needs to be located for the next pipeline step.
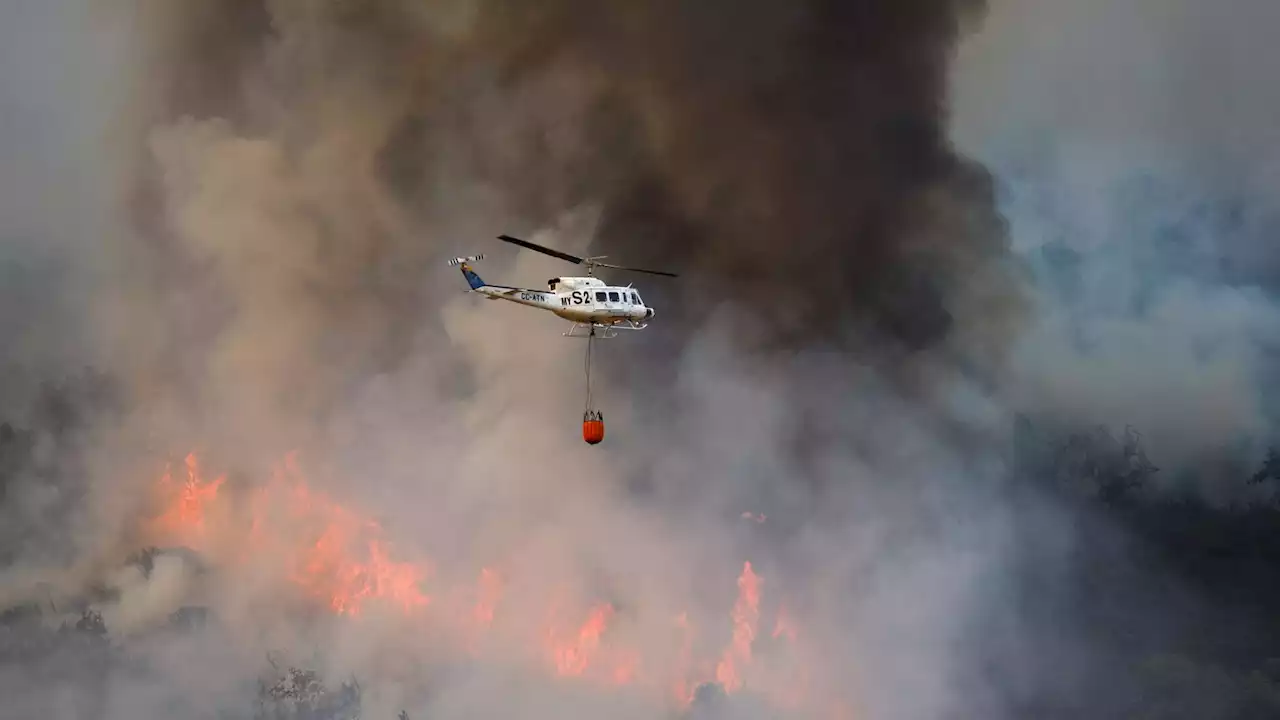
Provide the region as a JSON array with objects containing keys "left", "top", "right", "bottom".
[
  {"left": 127, "top": 0, "right": 1020, "bottom": 387},
  {"left": 571, "top": 1, "right": 1016, "bottom": 355},
  {"left": 0, "top": 1, "right": 1045, "bottom": 719},
  {"left": 5, "top": 1, "right": 1279, "bottom": 719}
]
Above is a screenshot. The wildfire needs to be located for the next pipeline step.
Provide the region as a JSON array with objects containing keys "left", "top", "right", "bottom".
[
  {"left": 547, "top": 602, "right": 614, "bottom": 676},
  {"left": 147, "top": 453, "right": 226, "bottom": 547},
  {"left": 141, "top": 451, "right": 839, "bottom": 715},
  {"left": 715, "top": 561, "right": 762, "bottom": 693},
  {"left": 243, "top": 454, "right": 432, "bottom": 617}
]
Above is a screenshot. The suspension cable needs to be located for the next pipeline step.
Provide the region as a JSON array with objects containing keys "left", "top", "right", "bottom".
[{"left": 583, "top": 327, "right": 595, "bottom": 417}]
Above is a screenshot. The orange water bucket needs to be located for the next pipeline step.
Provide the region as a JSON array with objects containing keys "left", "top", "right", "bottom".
[{"left": 583, "top": 411, "right": 605, "bottom": 445}]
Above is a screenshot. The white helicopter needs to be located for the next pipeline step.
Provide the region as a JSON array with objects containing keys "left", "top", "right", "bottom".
[{"left": 449, "top": 234, "right": 678, "bottom": 338}]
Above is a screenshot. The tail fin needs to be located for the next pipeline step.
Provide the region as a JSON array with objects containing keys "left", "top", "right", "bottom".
[{"left": 448, "top": 254, "right": 487, "bottom": 290}]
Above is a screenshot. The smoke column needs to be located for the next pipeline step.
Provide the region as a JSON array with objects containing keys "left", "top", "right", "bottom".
[
  {"left": 953, "top": 0, "right": 1280, "bottom": 495},
  {"left": 11, "top": 1, "right": 1238, "bottom": 720}
]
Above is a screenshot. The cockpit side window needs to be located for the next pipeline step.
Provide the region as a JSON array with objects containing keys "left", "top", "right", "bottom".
[{"left": 631, "top": 293, "right": 640, "bottom": 305}]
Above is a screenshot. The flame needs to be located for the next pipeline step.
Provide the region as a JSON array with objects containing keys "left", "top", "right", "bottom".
[
  {"left": 273, "top": 459, "right": 431, "bottom": 616},
  {"left": 141, "top": 451, "right": 844, "bottom": 716},
  {"left": 548, "top": 602, "right": 614, "bottom": 676},
  {"left": 715, "top": 561, "right": 762, "bottom": 693},
  {"left": 147, "top": 453, "right": 225, "bottom": 546}
]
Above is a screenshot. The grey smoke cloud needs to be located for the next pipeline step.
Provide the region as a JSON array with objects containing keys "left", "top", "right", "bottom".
[
  {"left": 0, "top": 0, "right": 126, "bottom": 413},
  {"left": 18, "top": 0, "right": 1277, "bottom": 718},
  {"left": 952, "top": 0, "right": 1280, "bottom": 491}
]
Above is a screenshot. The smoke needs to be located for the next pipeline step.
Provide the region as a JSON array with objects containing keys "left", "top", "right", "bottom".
[
  {"left": 911, "top": 2, "right": 1280, "bottom": 715},
  {"left": 16, "top": 0, "right": 1274, "bottom": 719},
  {"left": 952, "top": 0, "right": 1280, "bottom": 496},
  {"left": 0, "top": 0, "right": 125, "bottom": 412}
]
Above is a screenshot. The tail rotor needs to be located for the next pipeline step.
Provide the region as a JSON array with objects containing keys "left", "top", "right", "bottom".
[
  {"left": 447, "top": 253, "right": 485, "bottom": 267},
  {"left": 448, "top": 253, "right": 488, "bottom": 291}
]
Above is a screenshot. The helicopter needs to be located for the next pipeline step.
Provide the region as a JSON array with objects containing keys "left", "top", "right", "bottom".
[{"left": 449, "top": 234, "right": 679, "bottom": 339}]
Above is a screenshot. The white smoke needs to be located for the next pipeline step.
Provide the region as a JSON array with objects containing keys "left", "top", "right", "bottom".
[
  {"left": 951, "top": 0, "right": 1280, "bottom": 495},
  {"left": 16, "top": 0, "right": 1277, "bottom": 718}
]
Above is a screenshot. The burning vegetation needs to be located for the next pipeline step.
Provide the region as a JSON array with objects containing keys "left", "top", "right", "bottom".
[{"left": 137, "top": 450, "right": 838, "bottom": 718}]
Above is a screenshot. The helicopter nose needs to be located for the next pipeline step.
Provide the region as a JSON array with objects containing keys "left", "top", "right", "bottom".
[{"left": 646, "top": 307, "right": 654, "bottom": 320}]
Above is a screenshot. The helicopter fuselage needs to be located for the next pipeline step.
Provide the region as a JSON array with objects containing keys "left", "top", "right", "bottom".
[{"left": 461, "top": 265, "right": 654, "bottom": 327}]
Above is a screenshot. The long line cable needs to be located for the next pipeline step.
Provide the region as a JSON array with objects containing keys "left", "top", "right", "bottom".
[{"left": 583, "top": 327, "right": 595, "bottom": 417}]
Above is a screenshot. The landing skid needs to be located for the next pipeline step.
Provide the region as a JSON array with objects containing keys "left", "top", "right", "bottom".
[
  {"left": 565, "top": 323, "right": 616, "bottom": 339},
  {"left": 563, "top": 320, "right": 649, "bottom": 338}
]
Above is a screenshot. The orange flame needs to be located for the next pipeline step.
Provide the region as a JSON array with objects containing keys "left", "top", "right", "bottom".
[
  {"left": 141, "top": 452, "right": 841, "bottom": 716},
  {"left": 276, "top": 466, "right": 431, "bottom": 617},
  {"left": 148, "top": 453, "right": 226, "bottom": 547},
  {"left": 548, "top": 602, "right": 615, "bottom": 676},
  {"left": 715, "top": 561, "right": 762, "bottom": 693}
]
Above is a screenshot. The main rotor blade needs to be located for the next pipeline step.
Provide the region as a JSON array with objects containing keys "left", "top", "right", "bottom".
[
  {"left": 594, "top": 261, "right": 680, "bottom": 278},
  {"left": 496, "top": 234, "right": 679, "bottom": 277},
  {"left": 496, "top": 235, "right": 584, "bottom": 265}
]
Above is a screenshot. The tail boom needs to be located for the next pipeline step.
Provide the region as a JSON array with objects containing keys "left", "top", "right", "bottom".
[{"left": 448, "top": 255, "right": 560, "bottom": 310}]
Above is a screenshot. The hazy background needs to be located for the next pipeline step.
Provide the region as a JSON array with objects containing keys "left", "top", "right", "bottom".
[
  {"left": 953, "top": 0, "right": 1280, "bottom": 496},
  {"left": 1, "top": 1, "right": 1278, "bottom": 719}
]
